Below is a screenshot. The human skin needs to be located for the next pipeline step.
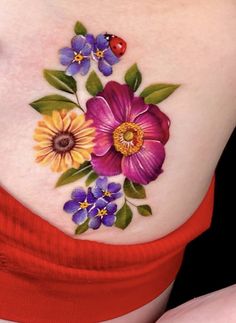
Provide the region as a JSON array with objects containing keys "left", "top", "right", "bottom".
[{"left": 0, "top": 0, "right": 235, "bottom": 322}]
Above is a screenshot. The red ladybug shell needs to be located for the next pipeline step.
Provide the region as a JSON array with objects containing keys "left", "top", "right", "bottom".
[{"left": 105, "top": 34, "right": 127, "bottom": 57}]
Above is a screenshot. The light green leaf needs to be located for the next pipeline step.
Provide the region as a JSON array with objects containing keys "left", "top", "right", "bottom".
[
  {"left": 30, "top": 94, "right": 78, "bottom": 115},
  {"left": 123, "top": 178, "right": 146, "bottom": 199},
  {"left": 75, "top": 219, "right": 89, "bottom": 234},
  {"left": 86, "top": 71, "right": 103, "bottom": 96},
  {"left": 115, "top": 201, "right": 133, "bottom": 230},
  {"left": 85, "top": 171, "right": 99, "bottom": 186},
  {"left": 55, "top": 162, "right": 92, "bottom": 187},
  {"left": 137, "top": 204, "right": 152, "bottom": 216},
  {"left": 140, "top": 83, "right": 180, "bottom": 104},
  {"left": 74, "top": 21, "right": 87, "bottom": 36},
  {"left": 43, "top": 70, "right": 77, "bottom": 94},
  {"left": 124, "top": 63, "right": 142, "bottom": 91}
]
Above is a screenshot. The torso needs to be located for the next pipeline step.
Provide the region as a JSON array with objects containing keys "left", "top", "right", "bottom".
[{"left": 0, "top": 0, "right": 235, "bottom": 321}]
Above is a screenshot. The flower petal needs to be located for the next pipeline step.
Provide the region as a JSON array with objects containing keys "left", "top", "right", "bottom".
[
  {"left": 71, "top": 150, "right": 85, "bottom": 164},
  {"left": 91, "top": 187, "right": 103, "bottom": 199},
  {"left": 65, "top": 62, "right": 81, "bottom": 76},
  {"left": 121, "top": 140, "right": 165, "bottom": 185},
  {"left": 102, "top": 214, "right": 116, "bottom": 226},
  {"left": 98, "top": 59, "right": 112, "bottom": 76},
  {"left": 95, "top": 198, "right": 108, "bottom": 209},
  {"left": 52, "top": 110, "right": 63, "bottom": 131},
  {"left": 147, "top": 105, "right": 170, "bottom": 144},
  {"left": 96, "top": 34, "right": 109, "bottom": 50},
  {"left": 79, "top": 58, "right": 90, "bottom": 76},
  {"left": 106, "top": 203, "right": 117, "bottom": 215},
  {"left": 71, "top": 35, "right": 86, "bottom": 52},
  {"left": 104, "top": 48, "right": 119, "bottom": 65},
  {"left": 96, "top": 177, "right": 108, "bottom": 190},
  {"left": 91, "top": 147, "right": 122, "bottom": 176},
  {"left": 80, "top": 43, "right": 92, "bottom": 56},
  {"left": 129, "top": 97, "right": 149, "bottom": 122},
  {"left": 72, "top": 209, "right": 87, "bottom": 224},
  {"left": 88, "top": 207, "right": 98, "bottom": 218},
  {"left": 87, "top": 188, "right": 97, "bottom": 204},
  {"left": 89, "top": 216, "right": 101, "bottom": 229},
  {"left": 107, "top": 182, "right": 121, "bottom": 193},
  {"left": 63, "top": 200, "right": 79, "bottom": 213},
  {"left": 86, "top": 34, "right": 95, "bottom": 48},
  {"left": 59, "top": 47, "right": 74, "bottom": 65},
  {"left": 71, "top": 187, "right": 86, "bottom": 202},
  {"left": 99, "top": 81, "right": 134, "bottom": 123}
]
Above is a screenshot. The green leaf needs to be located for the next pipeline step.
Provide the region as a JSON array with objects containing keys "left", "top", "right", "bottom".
[
  {"left": 30, "top": 94, "right": 78, "bottom": 115},
  {"left": 55, "top": 162, "right": 92, "bottom": 187},
  {"left": 75, "top": 219, "right": 89, "bottom": 235},
  {"left": 140, "top": 83, "right": 180, "bottom": 104},
  {"left": 74, "top": 21, "right": 87, "bottom": 36},
  {"left": 123, "top": 178, "right": 146, "bottom": 199},
  {"left": 115, "top": 201, "right": 133, "bottom": 230},
  {"left": 124, "top": 63, "right": 142, "bottom": 91},
  {"left": 137, "top": 204, "right": 152, "bottom": 216},
  {"left": 43, "top": 70, "right": 77, "bottom": 94},
  {"left": 86, "top": 71, "right": 103, "bottom": 96},
  {"left": 85, "top": 171, "right": 99, "bottom": 186}
]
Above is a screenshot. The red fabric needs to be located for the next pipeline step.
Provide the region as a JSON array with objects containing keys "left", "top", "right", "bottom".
[{"left": 0, "top": 177, "right": 215, "bottom": 323}]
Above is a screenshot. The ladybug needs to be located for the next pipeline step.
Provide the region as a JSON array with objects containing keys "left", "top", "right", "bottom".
[{"left": 104, "top": 33, "right": 127, "bottom": 57}]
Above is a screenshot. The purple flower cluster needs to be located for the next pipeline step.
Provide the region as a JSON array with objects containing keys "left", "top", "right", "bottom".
[
  {"left": 63, "top": 177, "right": 122, "bottom": 230},
  {"left": 59, "top": 34, "right": 119, "bottom": 77}
]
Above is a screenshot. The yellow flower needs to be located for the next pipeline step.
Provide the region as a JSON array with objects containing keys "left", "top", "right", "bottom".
[{"left": 33, "top": 109, "right": 95, "bottom": 172}]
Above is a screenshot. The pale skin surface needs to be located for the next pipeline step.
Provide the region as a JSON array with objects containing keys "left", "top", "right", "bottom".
[{"left": 0, "top": 0, "right": 236, "bottom": 322}]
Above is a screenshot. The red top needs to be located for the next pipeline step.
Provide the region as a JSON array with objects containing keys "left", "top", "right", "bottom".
[{"left": 0, "top": 177, "right": 215, "bottom": 323}]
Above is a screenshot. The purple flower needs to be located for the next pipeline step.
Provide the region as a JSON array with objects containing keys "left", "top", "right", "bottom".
[
  {"left": 88, "top": 198, "right": 117, "bottom": 229},
  {"left": 63, "top": 187, "right": 96, "bottom": 225},
  {"left": 85, "top": 81, "right": 170, "bottom": 185},
  {"left": 87, "top": 34, "right": 119, "bottom": 76},
  {"left": 59, "top": 35, "right": 92, "bottom": 76},
  {"left": 92, "top": 177, "right": 122, "bottom": 202}
]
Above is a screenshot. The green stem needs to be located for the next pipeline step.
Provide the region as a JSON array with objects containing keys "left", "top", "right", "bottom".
[
  {"left": 125, "top": 197, "right": 137, "bottom": 208},
  {"left": 74, "top": 91, "right": 85, "bottom": 112}
]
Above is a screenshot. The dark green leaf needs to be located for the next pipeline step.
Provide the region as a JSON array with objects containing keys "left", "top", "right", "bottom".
[
  {"left": 74, "top": 21, "right": 87, "bottom": 36},
  {"left": 137, "top": 204, "right": 152, "bottom": 216},
  {"left": 43, "top": 69, "right": 77, "bottom": 94},
  {"left": 115, "top": 201, "right": 133, "bottom": 230},
  {"left": 140, "top": 83, "right": 180, "bottom": 104},
  {"left": 30, "top": 94, "right": 78, "bottom": 115},
  {"left": 86, "top": 71, "right": 103, "bottom": 96},
  {"left": 124, "top": 63, "right": 142, "bottom": 91},
  {"left": 123, "top": 178, "right": 146, "bottom": 199},
  {"left": 75, "top": 219, "right": 89, "bottom": 234},
  {"left": 55, "top": 162, "right": 92, "bottom": 187},
  {"left": 85, "top": 171, "right": 99, "bottom": 186}
]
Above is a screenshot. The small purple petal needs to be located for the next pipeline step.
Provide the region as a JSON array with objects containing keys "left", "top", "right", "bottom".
[
  {"left": 79, "top": 58, "right": 90, "bottom": 75},
  {"left": 104, "top": 48, "right": 119, "bottom": 65},
  {"left": 87, "top": 187, "right": 97, "bottom": 203},
  {"left": 59, "top": 47, "right": 74, "bottom": 65},
  {"left": 106, "top": 203, "right": 117, "bottom": 215},
  {"left": 71, "top": 187, "right": 86, "bottom": 202},
  {"left": 80, "top": 43, "right": 92, "bottom": 56},
  {"left": 91, "top": 187, "right": 103, "bottom": 198},
  {"left": 96, "top": 177, "right": 108, "bottom": 190},
  {"left": 63, "top": 200, "right": 79, "bottom": 213},
  {"left": 71, "top": 35, "right": 86, "bottom": 52},
  {"left": 98, "top": 58, "right": 112, "bottom": 76},
  {"left": 86, "top": 33, "right": 95, "bottom": 47},
  {"left": 112, "top": 192, "right": 123, "bottom": 200},
  {"left": 89, "top": 216, "right": 101, "bottom": 229},
  {"left": 72, "top": 208, "right": 87, "bottom": 224},
  {"left": 65, "top": 62, "right": 81, "bottom": 76},
  {"left": 88, "top": 207, "right": 98, "bottom": 218},
  {"left": 102, "top": 214, "right": 116, "bottom": 226},
  {"left": 96, "top": 34, "right": 109, "bottom": 51},
  {"left": 91, "top": 147, "right": 122, "bottom": 177},
  {"left": 107, "top": 182, "right": 121, "bottom": 193},
  {"left": 95, "top": 198, "right": 108, "bottom": 209}
]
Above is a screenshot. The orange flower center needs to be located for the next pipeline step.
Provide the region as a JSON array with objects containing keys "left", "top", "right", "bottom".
[
  {"left": 98, "top": 209, "right": 107, "bottom": 217},
  {"left": 74, "top": 53, "right": 84, "bottom": 62},
  {"left": 113, "top": 122, "right": 144, "bottom": 156},
  {"left": 52, "top": 132, "right": 75, "bottom": 153},
  {"left": 80, "top": 201, "right": 89, "bottom": 209},
  {"left": 96, "top": 50, "right": 104, "bottom": 58},
  {"left": 103, "top": 190, "right": 112, "bottom": 197}
]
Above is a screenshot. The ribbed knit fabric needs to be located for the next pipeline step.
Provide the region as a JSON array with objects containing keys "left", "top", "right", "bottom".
[{"left": 0, "top": 177, "right": 215, "bottom": 323}]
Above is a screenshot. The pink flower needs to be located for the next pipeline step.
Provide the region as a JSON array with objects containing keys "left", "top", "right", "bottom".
[{"left": 85, "top": 81, "right": 170, "bottom": 185}]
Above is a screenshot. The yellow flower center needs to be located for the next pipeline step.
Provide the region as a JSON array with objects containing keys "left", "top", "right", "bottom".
[
  {"left": 74, "top": 53, "right": 84, "bottom": 62},
  {"left": 98, "top": 209, "right": 107, "bottom": 216},
  {"left": 96, "top": 50, "right": 104, "bottom": 58},
  {"left": 113, "top": 122, "right": 144, "bottom": 156},
  {"left": 103, "top": 190, "right": 112, "bottom": 197},
  {"left": 80, "top": 201, "right": 89, "bottom": 209}
]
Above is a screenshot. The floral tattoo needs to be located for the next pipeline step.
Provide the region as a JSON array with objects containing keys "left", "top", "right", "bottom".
[{"left": 31, "top": 21, "right": 180, "bottom": 234}]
